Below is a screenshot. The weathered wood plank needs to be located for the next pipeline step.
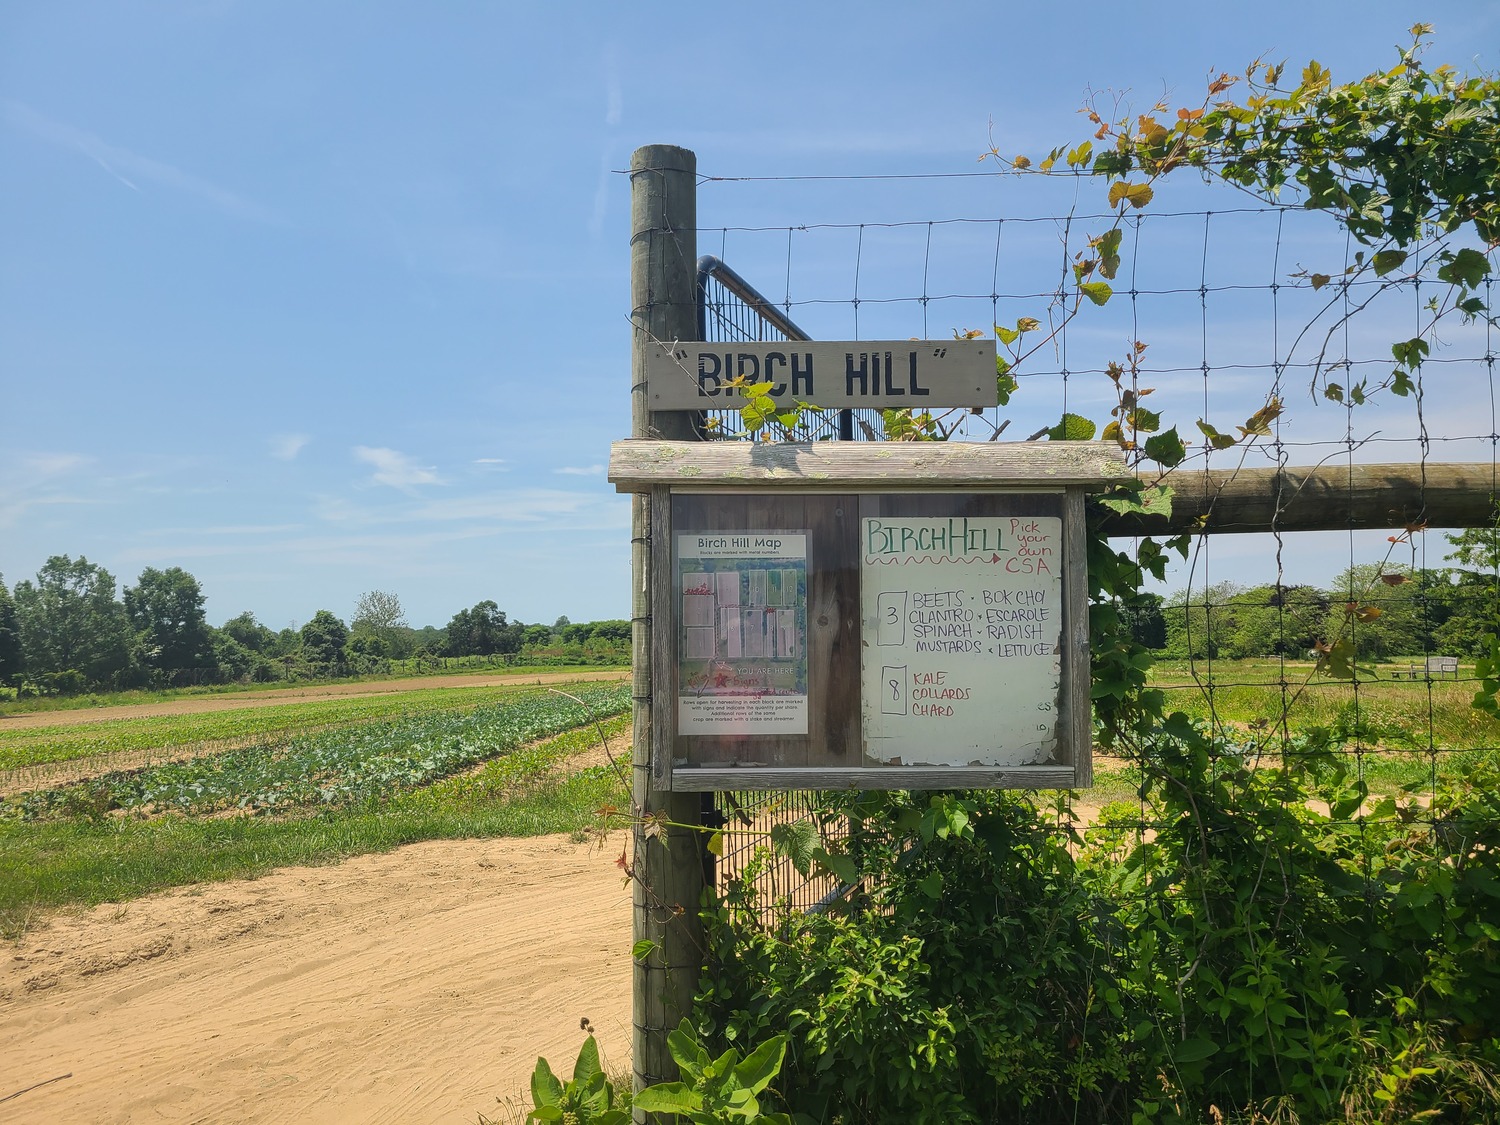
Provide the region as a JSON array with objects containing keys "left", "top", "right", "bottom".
[
  {"left": 805, "top": 496, "right": 861, "bottom": 764},
  {"left": 609, "top": 439, "right": 1130, "bottom": 491},
  {"left": 671, "top": 766, "right": 1079, "bottom": 791},
  {"left": 649, "top": 488, "right": 673, "bottom": 791},
  {"left": 1064, "top": 489, "right": 1093, "bottom": 788},
  {"left": 1094, "top": 463, "right": 1499, "bottom": 535},
  {"left": 629, "top": 143, "right": 701, "bottom": 1109},
  {"left": 645, "top": 339, "right": 998, "bottom": 410}
]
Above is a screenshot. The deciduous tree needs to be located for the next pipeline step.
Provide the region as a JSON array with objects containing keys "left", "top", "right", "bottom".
[
  {"left": 300, "top": 610, "right": 349, "bottom": 666},
  {"left": 444, "top": 601, "right": 523, "bottom": 656},
  {"left": 12, "top": 555, "right": 133, "bottom": 688},
  {"left": 219, "top": 610, "right": 280, "bottom": 655},
  {"left": 0, "top": 574, "right": 21, "bottom": 684},
  {"left": 1446, "top": 523, "right": 1500, "bottom": 573},
  {"left": 1116, "top": 591, "right": 1166, "bottom": 650},
  {"left": 1322, "top": 563, "right": 1427, "bottom": 660},
  {"left": 125, "top": 566, "right": 216, "bottom": 677},
  {"left": 351, "top": 589, "right": 412, "bottom": 658}
]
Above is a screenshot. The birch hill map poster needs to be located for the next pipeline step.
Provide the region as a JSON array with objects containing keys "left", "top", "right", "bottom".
[{"left": 676, "top": 532, "right": 809, "bottom": 735}]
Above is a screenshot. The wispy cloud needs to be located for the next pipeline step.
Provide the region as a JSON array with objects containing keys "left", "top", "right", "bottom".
[
  {"left": 353, "top": 446, "right": 442, "bottom": 491},
  {"left": 472, "top": 457, "right": 508, "bottom": 469},
  {"left": 0, "top": 491, "right": 94, "bottom": 530},
  {"left": 135, "top": 490, "right": 629, "bottom": 566},
  {"left": 2, "top": 99, "right": 280, "bottom": 224},
  {"left": 269, "top": 433, "right": 309, "bottom": 461},
  {"left": 554, "top": 464, "right": 604, "bottom": 476},
  {"left": 311, "top": 487, "right": 626, "bottom": 530},
  {"left": 144, "top": 523, "right": 306, "bottom": 537},
  {"left": 0, "top": 452, "right": 98, "bottom": 528},
  {"left": 21, "top": 452, "right": 93, "bottom": 477},
  {"left": 604, "top": 46, "right": 623, "bottom": 126},
  {"left": 590, "top": 147, "right": 613, "bottom": 238},
  {"left": 406, "top": 489, "right": 615, "bottom": 525}
]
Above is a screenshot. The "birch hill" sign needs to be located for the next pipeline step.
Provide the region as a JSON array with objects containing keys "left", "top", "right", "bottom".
[{"left": 645, "top": 339, "right": 998, "bottom": 411}]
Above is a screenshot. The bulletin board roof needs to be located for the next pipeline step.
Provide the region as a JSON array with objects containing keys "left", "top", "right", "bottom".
[{"left": 608, "top": 440, "right": 1130, "bottom": 492}]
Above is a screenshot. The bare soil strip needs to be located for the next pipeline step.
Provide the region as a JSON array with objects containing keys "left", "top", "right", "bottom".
[
  {"left": 0, "top": 669, "right": 630, "bottom": 731},
  {"left": 0, "top": 833, "right": 634, "bottom": 1124}
]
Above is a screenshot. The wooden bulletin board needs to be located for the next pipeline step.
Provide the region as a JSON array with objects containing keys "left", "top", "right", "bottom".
[{"left": 609, "top": 440, "right": 1129, "bottom": 791}]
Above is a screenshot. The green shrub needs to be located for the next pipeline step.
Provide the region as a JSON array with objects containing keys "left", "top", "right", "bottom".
[
  {"left": 523, "top": 1024, "right": 800, "bottom": 1125},
  {"left": 698, "top": 736, "right": 1500, "bottom": 1123},
  {"left": 700, "top": 791, "right": 1130, "bottom": 1123},
  {"left": 525, "top": 1033, "right": 629, "bottom": 1124}
]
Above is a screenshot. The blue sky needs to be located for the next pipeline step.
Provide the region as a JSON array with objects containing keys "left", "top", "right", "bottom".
[{"left": 2, "top": 2, "right": 1495, "bottom": 631}]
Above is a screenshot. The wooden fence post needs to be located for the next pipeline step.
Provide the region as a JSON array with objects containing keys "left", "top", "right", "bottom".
[{"left": 629, "top": 144, "right": 705, "bottom": 1106}]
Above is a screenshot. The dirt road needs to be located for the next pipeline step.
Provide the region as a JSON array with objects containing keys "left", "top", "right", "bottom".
[
  {"left": 0, "top": 834, "right": 633, "bottom": 1124},
  {"left": 0, "top": 669, "right": 631, "bottom": 731}
]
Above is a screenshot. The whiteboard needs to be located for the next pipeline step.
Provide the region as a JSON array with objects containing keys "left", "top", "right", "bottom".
[{"left": 860, "top": 514, "right": 1064, "bottom": 766}]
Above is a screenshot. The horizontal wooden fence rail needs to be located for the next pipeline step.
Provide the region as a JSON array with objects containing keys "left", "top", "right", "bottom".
[{"left": 1094, "top": 462, "right": 1499, "bottom": 537}]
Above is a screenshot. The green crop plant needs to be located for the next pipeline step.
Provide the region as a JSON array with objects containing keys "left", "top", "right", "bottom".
[
  {"left": 0, "top": 678, "right": 625, "bottom": 773},
  {"left": 2, "top": 684, "right": 628, "bottom": 821}
]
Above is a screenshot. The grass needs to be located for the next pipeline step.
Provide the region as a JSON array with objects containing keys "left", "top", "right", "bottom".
[
  {"left": 1086, "top": 748, "right": 1500, "bottom": 810},
  {"left": 0, "top": 714, "right": 633, "bottom": 939},
  {"left": 1068, "top": 658, "right": 1500, "bottom": 810},
  {"left": 0, "top": 676, "right": 628, "bottom": 772},
  {"left": 0, "top": 661, "right": 625, "bottom": 718},
  {"left": 1146, "top": 658, "right": 1500, "bottom": 751}
]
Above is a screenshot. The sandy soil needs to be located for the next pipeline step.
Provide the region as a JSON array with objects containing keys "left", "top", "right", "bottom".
[
  {"left": 0, "top": 669, "right": 631, "bottom": 731},
  {"left": 0, "top": 834, "right": 634, "bottom": 1124}
]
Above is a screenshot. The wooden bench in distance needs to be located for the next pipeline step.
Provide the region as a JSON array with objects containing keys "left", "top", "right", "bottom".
[
  {"left": 1426, "top": 655, "right": 1460, "bottom": 679},
  {"left": 1392, "top": 655, "right": 1460, "bottom": 680}
]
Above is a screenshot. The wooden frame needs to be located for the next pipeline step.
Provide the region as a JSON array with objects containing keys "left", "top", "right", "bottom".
[{"left": 612, "top": 441, "right": 1127, "bottom": 792}]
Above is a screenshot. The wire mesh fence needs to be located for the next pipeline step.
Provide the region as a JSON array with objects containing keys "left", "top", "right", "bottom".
[
  {"left": 691, "top": 175, "right": 1500, "bottom": 929},
  {"left": 710, "top": 789, "right": 853, "bottom": 918},
  {"left": 697, "top": 253, "right": 879, "bottom": 443}
]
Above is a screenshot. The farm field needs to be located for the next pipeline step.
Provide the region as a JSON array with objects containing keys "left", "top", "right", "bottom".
[
  {"left": 1144, "top": 657, "right": 1500, "bottom": 755},
  {"left": 1, "top": 673, "right": 639, "bottom": 1122},
  {"left": 0, "top": 678, "right": 634, "bottom": 932},
  {"left": 0, "top": 667, "right": 631, "bottom": 728},
  {"left": 0, "top": 668, "right": 630, "bottom": 779},
  {"left": 1052, "top": 659, "right": 1500, "bottom": 805},
  {"left": 0, "top": 662, "right": 630, "bottom": 721},
  {"left": 2, "top": 661, "right": 1495, "bottom": 1120}
]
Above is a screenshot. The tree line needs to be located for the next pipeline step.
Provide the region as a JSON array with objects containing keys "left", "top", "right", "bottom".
[
  {"left": 3, "top": 529, "right": 1490, "bottom": 693},
  {"left": 0, "top": 555, "right": 629, "bottom": 696},
  {"left": 1123, "top": 529, "right": 1499, "bottom": 662}
]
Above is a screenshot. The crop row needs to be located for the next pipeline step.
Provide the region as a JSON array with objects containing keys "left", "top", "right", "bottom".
[
  {"left": 0, "top": 677, "right": 628, "bottom": 771},
  {"left": 2, "top": 683, "right": 630, "bottom": 821}
]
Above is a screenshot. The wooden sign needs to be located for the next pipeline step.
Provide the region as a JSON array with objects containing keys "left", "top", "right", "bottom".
[
  {"left": 609, "top": 440, "right": 1129, "bottom": 792},
  {"left": 645, "top": 340, "right": 998, "bottom": 410}
]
